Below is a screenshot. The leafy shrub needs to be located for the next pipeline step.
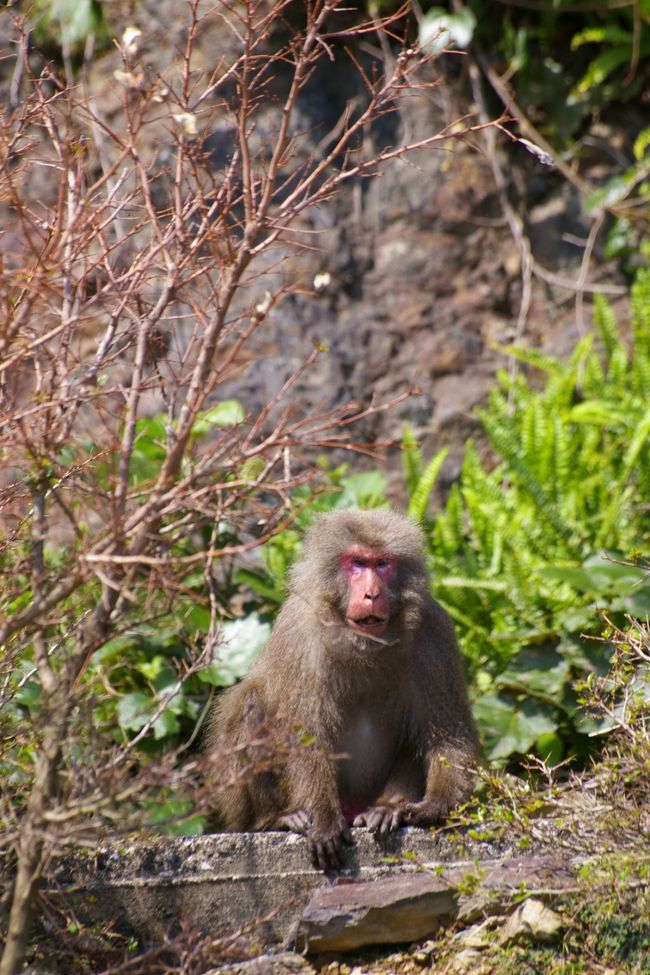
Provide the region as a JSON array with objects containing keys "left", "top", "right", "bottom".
[{"left": 420, "top": 275, "right": 650, "bottom": 764}]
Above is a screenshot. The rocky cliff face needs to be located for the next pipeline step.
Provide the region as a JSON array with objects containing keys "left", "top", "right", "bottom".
[{"left": 2, "top": 0, "right": 627, "bottom": 495}]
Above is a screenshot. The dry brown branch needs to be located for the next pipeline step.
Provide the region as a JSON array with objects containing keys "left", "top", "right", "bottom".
[{"left": 0, "top": 3, "right": 496, "bottom": 971}]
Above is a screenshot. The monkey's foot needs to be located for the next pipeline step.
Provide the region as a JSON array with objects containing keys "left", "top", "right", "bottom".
[
  {"left": 402, "top": 798, "right": 449, "bottom": 826},
  {"left": 353, "top": 805, "right": 403, "bottom": 837}
]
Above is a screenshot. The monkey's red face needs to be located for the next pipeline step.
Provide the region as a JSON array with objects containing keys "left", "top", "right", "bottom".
[{"left": 341, "top": 547, "right": 396, "bottom": 638}]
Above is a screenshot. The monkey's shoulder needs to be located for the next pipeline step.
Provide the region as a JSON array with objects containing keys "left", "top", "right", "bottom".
[
  {"left": 254, "top": 592, "right": 322, "bottom": 668},
  {"left": 415, "top": 593, "right": 457, "bottom": 640}
]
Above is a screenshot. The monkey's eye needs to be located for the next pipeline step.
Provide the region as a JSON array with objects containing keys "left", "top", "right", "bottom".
[{"left": 351, "top": 557, "right": 368, "bottom": 569}]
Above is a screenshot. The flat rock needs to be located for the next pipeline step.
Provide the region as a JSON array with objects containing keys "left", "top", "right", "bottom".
[
  {"left": 294, "top": 853, "right": 577, "bottom": 953},
  {"left": 295, "top": 873, "right": 457, "bottom": 953}
]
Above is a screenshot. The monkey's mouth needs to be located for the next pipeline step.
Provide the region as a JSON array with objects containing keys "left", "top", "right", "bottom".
[{"left": 347, "top": 614, "right": 388, "bottom": 637}]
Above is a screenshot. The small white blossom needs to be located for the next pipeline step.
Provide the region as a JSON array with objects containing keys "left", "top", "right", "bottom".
[
  {"left": 173, "top": 112, "right": 198, "bottom": 136},
  {"left": 113, "top": 69, "right": 144, "bottom": 89},
  {"left": 121, "top": 26, "right": 142, "bottom": 59},
  {"left": 254, "top": 291, "right": 273, "bottom": 317},
  {"left": 152, "top": 84, "right": 170, "bottom": 104},
  {"left": 313, "top": 271, "right": 331, "bottom": 292}
]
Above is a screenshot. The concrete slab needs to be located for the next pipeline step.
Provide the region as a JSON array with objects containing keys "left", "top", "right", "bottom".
[{"left": 48, "top": 828, "right": 511, "bottom": 946}]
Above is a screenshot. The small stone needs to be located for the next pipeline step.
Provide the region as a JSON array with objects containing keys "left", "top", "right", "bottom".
[
  {"left": 499, "top": 899, "right": 565, "bottom": 946},
  {"left": 450, "top": 948, "right": 484, "bottom": 973},
  {"left": 206, "top": 951, "right": 316, "bottom": 975},
  {"left": 455, "top": 917, "right": 497, "bottom": 949}
]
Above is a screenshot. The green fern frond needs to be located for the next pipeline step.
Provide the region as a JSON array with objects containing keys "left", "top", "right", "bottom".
[
  {"left": 582, "top": 347, "right": 605, "bottom": 391},
  {"left": 407, "top": 446, "right": 449, "bottom": 524},
  {"left": 550, "top": 414, "right": 572, "bottom": 499},
  {"left": 592, "top": 292, "right": 620, "bottom": 359},
  {"left": 401, "top": 425, "right": 423, "bottom": 497},
  {"left": 631, "top": 268, "right": 650, "bottom": 356},
  {"left": 434, "top": 484, "right": 465, "bottom": 555},
  {"left": 622, "top": 405, "right": 650, "bottom": 479},
  {"left": 545, "top": 335, "right": 592, "bottom": 407},
  {"left": 481, "top": 414, "right": 576, "bottom": 544},
  {"left": 632, "top": 347, "right": 650, "bottom": 396},
  {"left": 607, "top": 344, "right": 629, "bottom": 385},
  {"left": 521, "top": 399, "right": 547, "bottom": 473},
  {"left": 436, "top": 575, "right": 508, "bottom": 592},
  {"left": 497, "top": 343, "right": 561, "bottom": 375}
]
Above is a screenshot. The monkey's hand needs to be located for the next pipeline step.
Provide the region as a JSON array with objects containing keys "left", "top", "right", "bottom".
[
  {"left": 277, "top": 810, "right": 352, "bottom": 871},
  {"left": 308, "top": 818, "right": 353, "bottom": 872},
  {"left": 353, "top": 805, "right": 403, "bottom": 837}
]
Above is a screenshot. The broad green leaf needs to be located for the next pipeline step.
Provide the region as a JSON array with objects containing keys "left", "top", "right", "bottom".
[
  {"left": 153, "top": 710, "right": 179, "bottom": 739},
  {"left": 117, "top": 692, "right": 153, "bottom": 732},
  {"left": 496, "top": 646, "right": 570, "bottom": 699},
  {"left": 191, "top": 400, "right": 244, "bottom": 435},
  {"left": 419, "top": 6, "right": 476, "bottom": 52},
  {"left": 235, "top": 568, "right": 284, "bottom": 603},
  {"left": 633, "top": 128, "right": 650, "bottom": 161},
  {"left": 474, "top": 694, "right": 557, "bottom": 761},
  {"left": 335, "top": 471, "right": 387, "bottom": 509},
  {"left": 137, "top": 655, "right": 171, "bottom": 681},
  {"left": 200, "top": 614, "right": 271, "bottom": 687}
]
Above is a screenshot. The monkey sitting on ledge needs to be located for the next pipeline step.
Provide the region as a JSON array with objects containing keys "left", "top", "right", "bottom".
[{"left": 206, "top": 508, "right": 479, "bottom": 871}]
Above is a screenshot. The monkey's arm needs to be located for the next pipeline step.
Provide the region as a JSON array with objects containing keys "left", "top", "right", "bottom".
[
  {"left": 256, "top": 604, "right": 354, "bottom": 870},
  {"left": 281, "top": 745, "right": 353, "bottom": 870},
  {"left": 403, "top": 604, "right": 479, "bottom": 825}
]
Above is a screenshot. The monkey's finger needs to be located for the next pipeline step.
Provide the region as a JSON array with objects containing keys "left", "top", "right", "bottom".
[
  {"left": 312, "top": 839, "right": 339, "bottom": 872},
  {"left": 277, "top": 810, "right": 311, "bottom": 834},
  {"left": 366, "top": 809, "right": 388, "bottom": 833},
  {"left": 327, "top": 836, "right": 347, "bottom": 870},
  {"left": 310, "top": 842, "right": 324, "bottom": 871},
  {"left": 378, "top": 808, "right": 403, "bottom": 837},
  {"left": 352, "top": 813, "right": 368, "bottom": 827}
]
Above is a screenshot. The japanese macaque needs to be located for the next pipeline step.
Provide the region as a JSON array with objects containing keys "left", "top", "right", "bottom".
[{"left": 206, "top": 508, "right": 479, "bottom": 871}]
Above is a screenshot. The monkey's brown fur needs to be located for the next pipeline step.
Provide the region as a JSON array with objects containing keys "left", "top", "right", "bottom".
[{"left": 206, "top": 508, "right": 479, "bottom": 870}]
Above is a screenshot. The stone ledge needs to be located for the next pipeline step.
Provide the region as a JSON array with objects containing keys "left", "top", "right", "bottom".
[{"left": 48, "top": 828, "right": 572, "bottom": 950}]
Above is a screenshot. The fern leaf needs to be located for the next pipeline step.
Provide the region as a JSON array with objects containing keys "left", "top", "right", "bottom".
[
  {"left": 622, "top": 405, "right": 650, "bottom": 479},
  {"left": 632, "top": 268, "right": 650, "bottom": 357},
  {"left": 407, "top": 446, "right": 449, "bottom": 524},
  {"left": 481, "top": 414, "right": 576, "bottom": 544},
  {"left": 497, "top": 343, "right": 561, "bottom": 375},
  {"left": 607, "top": 344, "right": 629, "bottom": 385},
  {"left": 632, "top": 348, "right": 650, "bottom": 397},
  {"left": 592, "top": 292, "right": 620, "bottom": 359},
  {"left": 401, "top": 425, "right": 422, "bottom": 497},
  {"left": 436, "top": 575, "right": 508, "bottom": 592}
]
